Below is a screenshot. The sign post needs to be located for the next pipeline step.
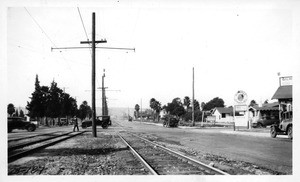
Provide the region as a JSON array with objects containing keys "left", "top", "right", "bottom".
[{"left": 233, "top": 90, "right": 248, "bottom": 130}]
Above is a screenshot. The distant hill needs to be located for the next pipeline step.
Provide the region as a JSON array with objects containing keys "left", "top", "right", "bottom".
[{"left": 96, "top": 107, "right": 135, "bottom": 119}]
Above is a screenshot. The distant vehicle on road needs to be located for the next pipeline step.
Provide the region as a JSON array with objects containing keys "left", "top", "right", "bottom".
[
  {"left": 8, "top": 117, "right": 36, "bottom": 133},
  {"left": 162, "top": 115, "right": 179, "bottom": 128},
  {"left": 81, "top": 115, "right": 111, "bottom": 129},
  {"left": 58, "top": 118, "right": 68, "bottom": 126}
]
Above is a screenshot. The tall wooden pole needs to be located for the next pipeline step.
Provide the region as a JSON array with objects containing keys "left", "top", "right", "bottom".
[
  {"left": 91, "top": 12, "right": 97, "bottom": 137},
  {"left": 192, "top": 67, "right": 195, "bottom": 126},
  {"left": 53, "top": 12, "right": 134, "bottom": 137},
  {"left": 102, "top": 70, "right": 105, "bottom": 116}
]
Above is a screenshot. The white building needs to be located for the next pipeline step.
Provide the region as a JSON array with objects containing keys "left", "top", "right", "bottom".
[{"left": 211, "top": 107, "right": 233, "bottom": 123}]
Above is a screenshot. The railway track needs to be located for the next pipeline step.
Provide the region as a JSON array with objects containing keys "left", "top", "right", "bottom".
[
  {"left": 8, "top": 131, "right": 62, "bottom": 142},
  {"left": 118, "top": 131, "right": 229, "bottom": 175},
  {"left": 8, "top": 131, "right": 85, "bottom": 163}
]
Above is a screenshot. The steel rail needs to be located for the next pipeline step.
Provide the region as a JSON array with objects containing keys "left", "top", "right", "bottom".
[
  {"left": 8, "top": 131, "right": 61, "bottom": 142},
  {"left": 129, "top": 132, "right": 229, "bottom": 175},
  {"left": 118, "top": 133, "right": 158, "bottom": 175},
  {"left": 8, "top": 131, "right": 85, "bottom": 163},
  {"left": 8, "top": 131, "right": 73, "bottom": 152}
]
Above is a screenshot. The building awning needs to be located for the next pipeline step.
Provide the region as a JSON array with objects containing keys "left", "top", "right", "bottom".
[
  {"left": 271, "top": 85, "right": 292, "bottom": 100},
  {"left": 253, "top": 106, "right": 279, "bottom": 111}
]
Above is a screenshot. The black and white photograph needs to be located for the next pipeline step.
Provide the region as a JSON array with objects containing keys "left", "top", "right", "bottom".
[{"left": 1, "top": 0, "right": 299, "bottom": 181}]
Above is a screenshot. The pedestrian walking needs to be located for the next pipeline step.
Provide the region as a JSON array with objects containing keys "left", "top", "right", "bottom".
[{"left": 73, "top": 116, "right": 79, "bottom": 132}]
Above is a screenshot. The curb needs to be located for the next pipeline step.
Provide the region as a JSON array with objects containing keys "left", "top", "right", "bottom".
[
  {"left": 220, "top": 130, "right": 270, "bottom": 137},
  {"left": 136, "top": 120, "right": 273, "bottom": 138}
]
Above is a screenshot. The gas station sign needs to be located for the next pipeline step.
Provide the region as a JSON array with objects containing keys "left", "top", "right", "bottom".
[
  {"left": 234, "top": 90, "right": 249, "bottom": 127},
  {"left": 234, "top": 90, "right": 248, "bottom": 104},
  {"left": 235, "top": 105, "right": 247, "bottom": 111},
  {"left": 280, "top": 76, "right": 292, "bottom": 86}
]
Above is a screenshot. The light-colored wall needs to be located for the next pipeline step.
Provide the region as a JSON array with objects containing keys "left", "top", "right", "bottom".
[{"left": 213, "top": 110, "right": 233, "bottom": 123}]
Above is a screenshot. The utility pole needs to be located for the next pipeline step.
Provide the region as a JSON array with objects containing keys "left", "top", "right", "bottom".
[
  {"left": 192, "top": 67, "right": 195, "bottom": 126},
  {"left": 80, "top": 13, "right": 106, "bottom": 137},
  {"left": 102, "top": 69, "right": 106, "bottom": 116},
  {"left": 141, "top": 98, "right": 143, "bottom": 122},
  {"left": 51, "top": 12, "right": 135, "bottom": 137}
]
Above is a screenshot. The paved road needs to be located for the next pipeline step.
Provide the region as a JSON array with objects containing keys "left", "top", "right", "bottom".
[
  {"left": 116, "top": 119, "right": 292, "bottom": 174},
  {"left": 7, "top": 120, "right": 292, "bottom": 174}
]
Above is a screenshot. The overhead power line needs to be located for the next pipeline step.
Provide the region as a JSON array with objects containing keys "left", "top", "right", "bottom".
[
  {"left": 77, "top": 7, "right": 90, "bottom": 42},
  {"left": 24, "top": 7, "right": 57, "bottom": 48}
]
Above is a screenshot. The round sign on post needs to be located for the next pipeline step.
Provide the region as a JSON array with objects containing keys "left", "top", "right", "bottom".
[
  {"left": 233, "top": 90, "right": 249, "bottom": 129},
  {"left": 234, "top": 90, "right": 248, "bottom": 104}
]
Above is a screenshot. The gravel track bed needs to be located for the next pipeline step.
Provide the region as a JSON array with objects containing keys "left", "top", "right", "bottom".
[
  {"left": 120, "top": 132, "right": 218, "bottom": 175},
  {"left": 8, "top": 131, "right": 69, "bottom": 148},
  {"left": 136, "top": 132, "right": 286, "bottom": 175},
  {"left": 8, "top": 131, "right": 149, "bottom": 175}
]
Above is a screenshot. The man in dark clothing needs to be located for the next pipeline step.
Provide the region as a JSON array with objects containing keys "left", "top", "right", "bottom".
[{"left": 73, "top": 116, "right": 79, "bottom": 132}]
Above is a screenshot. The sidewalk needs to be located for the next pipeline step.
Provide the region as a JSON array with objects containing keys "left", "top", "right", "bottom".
[
  {"left": 137, "top": 120, "right": 274, "bottom": 138},
  {"left": 220, "top": 130, "right": 270, "bottom": 138}
]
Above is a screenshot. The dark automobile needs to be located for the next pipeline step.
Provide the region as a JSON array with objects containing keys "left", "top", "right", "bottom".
[
  {"left": 81, "top": 115, "right": 111, "bottom": 129},
  {"left": 270, "top": 111, "right": 293, "bottom": 139},
  {"left": 162, "top": 115, "right": 179, "bottom": 127},
  {"left": 8, "top": 117, "right": 36, "bottom": 133},
  {"left": 252, "top": 118, "right": 279, "bottom": 128}
]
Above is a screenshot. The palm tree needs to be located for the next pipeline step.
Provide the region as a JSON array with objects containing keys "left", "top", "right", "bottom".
[
  {"left": 183, "top": 96, "right": 191, "bottom": 111},
  {"left": 134, "top": 104, "right": 140, "bottom": 119}
]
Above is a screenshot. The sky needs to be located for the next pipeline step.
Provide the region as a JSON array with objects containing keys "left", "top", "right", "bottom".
[{"left": 2, "top": 0, "right": 300, "bottom": 111}]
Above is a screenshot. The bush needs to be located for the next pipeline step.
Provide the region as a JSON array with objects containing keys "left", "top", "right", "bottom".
[{"left": 182, "top": 110, "right": 202, "bottom": 122}]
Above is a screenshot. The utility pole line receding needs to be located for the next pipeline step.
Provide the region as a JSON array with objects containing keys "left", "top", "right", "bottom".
[
  {"left": 102, "top": 69, "right": 106, "bottom": 116},
  {"left": 192, "top": 67, "right": 195, "bottom": 126},
  {"left": 51, "top": 12, "right": 135, "bottom": 137},
  {"left": 80, "top": 12, "right": 107, "bottom": 137}
]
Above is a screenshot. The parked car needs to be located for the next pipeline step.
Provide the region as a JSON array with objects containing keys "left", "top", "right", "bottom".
[
  {"left": 81, "top": 115, "right": 111, "bottom": 129},
  {"left": 270, "top": 111, "right": 292, "bottom": 139},
  {"left": 252, "top": 118, "right": 279, "bottom": 128},
  {"left": 58, "top": 118, "right": 68, "bottom": 126},
  {"left": 162, "top": 115, "right": 179, "bottom": 127},
  {"left": 8, "top": 117, "right": 36, "bottom": 133}
]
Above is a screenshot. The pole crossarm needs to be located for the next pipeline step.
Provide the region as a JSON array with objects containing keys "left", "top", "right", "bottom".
[
  {"left": 51, "top": 46, "right": 135, "bottom": 52},
  {"left": 49, "top": 12, "right": 134, "bottom": 137},
  {"left": 80, "top": 39, "right": 107, "bottom": 44}
]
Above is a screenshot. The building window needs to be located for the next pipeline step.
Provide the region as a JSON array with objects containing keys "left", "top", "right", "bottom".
[{"left": 222, "top": 113, "right": 226, "bottom": 118}]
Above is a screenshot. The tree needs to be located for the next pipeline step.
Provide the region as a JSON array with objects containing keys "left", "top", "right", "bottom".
[
  {"left": 202, "top": 97, "right": 225, "bottom": 111},
  {"left": 193, "top": 99, "right": 200, "bottom": 111},
  {"left": 26, "top": 75, "right": 45, "bottom": 119},
  {"left": 183, "top": 110, "right": 203, "bottom": 122},
  {"left": 164, "top": 97, "right": 185, "bottom": 118},
  {"left": 78, "top": 101, "right": 92, "bottom": 120},
  {"left": 183, "top": 96, "right": 191, "bottom": 111},
  {"left": 134, "top": 104, "right": 140, "bottom": 119},
  {"left": 201, "top": 102, "right": 205, "bottom": 111},
  {"left": 249, "top": 100, "right": 258, "bottom": 107},
  {"left": 19, "top": 110, "right": 25, "bottom": 117},
  {"left": 149, "top": 98, "right": 162, "bottom": 121},
  {"left": 15, "top": 109, "right": 19, "bottom": 117},
  {"left": 61, "top": 93, "right": 77, "bottom": 117},
  {"left": 27, "top": 75, "right": 78, "bottom": 125},
  {"left": 7, "top": 103, "right": 15, "bottom": 117},
  {"left": 45, "top": 80, "right": 63, "bottom": 118}
]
